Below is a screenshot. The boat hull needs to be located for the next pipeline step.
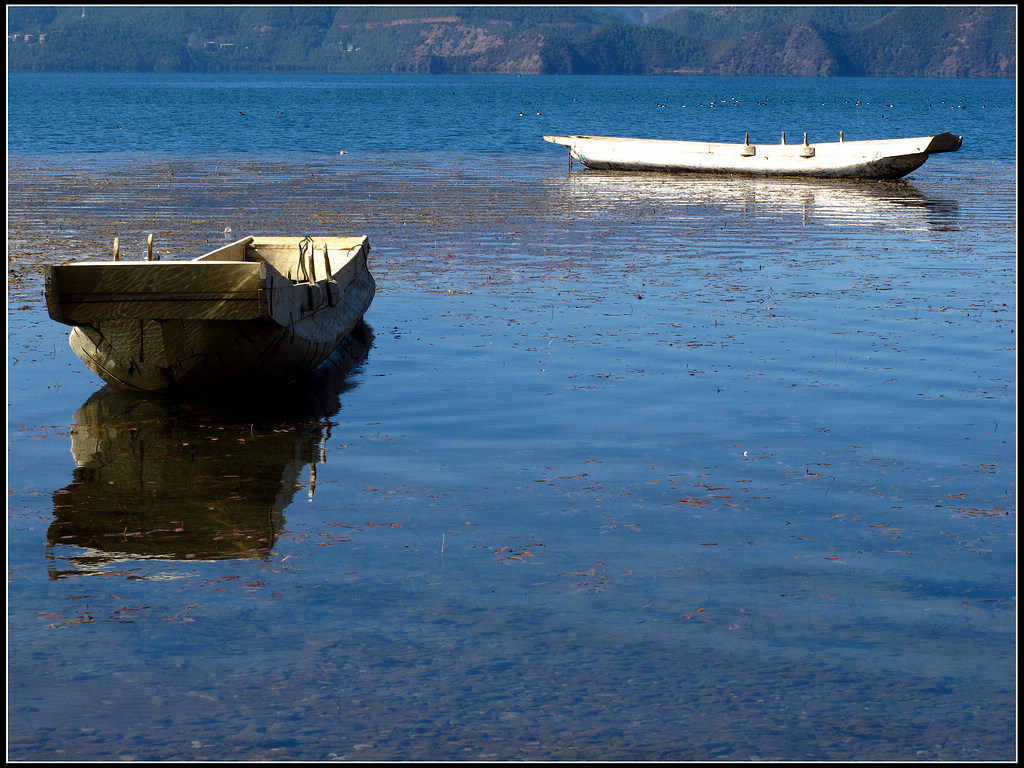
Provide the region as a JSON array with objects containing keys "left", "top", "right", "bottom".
[
  {"left": 67, "top": 269, "right": 374, "bottom": 392},
  {"left": 543, "top": 133, "right": 961, "bottom": 180},
  {"left": 47, "top": 236, "right": 375, "bottom": 394}
]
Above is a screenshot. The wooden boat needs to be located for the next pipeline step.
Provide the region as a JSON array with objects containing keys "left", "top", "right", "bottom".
[
  {"left": 45, "top": 235, "right": 375, "bottom": 394},
  {"left": 543, "top": 132, "right": 962, "bottom": 180}
]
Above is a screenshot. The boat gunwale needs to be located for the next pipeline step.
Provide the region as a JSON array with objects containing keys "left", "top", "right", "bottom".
[{"left": 45, "top": 235, "right": 371, "bottom": 326}]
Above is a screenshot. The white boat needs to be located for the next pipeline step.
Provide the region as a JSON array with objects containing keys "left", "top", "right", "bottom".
[
  {"left": 45, "top": 235, "right": 375, "bottom": 394},
  {"left": 543, "top": 132, "right": 962, "bottom": 180}
]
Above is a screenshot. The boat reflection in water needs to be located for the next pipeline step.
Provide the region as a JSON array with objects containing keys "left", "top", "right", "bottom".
[
  {"left": 47, "top": 323, "right": 373, "bottom": 579},
  {"left": 552, "top": 171, "right": 960, "bottom": 232}
]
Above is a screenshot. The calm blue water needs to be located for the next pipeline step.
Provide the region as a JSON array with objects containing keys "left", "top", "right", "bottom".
[
  {"left": 7, "top": 72, "right": 1016, "bottom": 158},
  {"left": 7, "top": 73, "right": 1016, "bottom": 761}
]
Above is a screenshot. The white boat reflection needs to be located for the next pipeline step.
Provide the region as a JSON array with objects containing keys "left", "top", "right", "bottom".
[
  {"left": 46, "top": 323, "right": 373, "bottom": 578},
  {"left": 549, "top": 171, "right": 959, "bottom": 232}
]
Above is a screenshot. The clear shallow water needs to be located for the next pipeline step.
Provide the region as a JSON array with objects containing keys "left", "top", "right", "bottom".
[{"left": 7, "top": 74, "right": 1017, "bottom": 761}]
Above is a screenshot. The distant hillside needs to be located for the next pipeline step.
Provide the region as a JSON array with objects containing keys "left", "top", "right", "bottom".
[{"left": 6, "top": 5, "right": 1016, "bottom": 77}]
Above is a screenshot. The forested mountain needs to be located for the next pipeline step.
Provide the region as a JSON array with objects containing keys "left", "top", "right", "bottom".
[{"left": 6, "top": 5, "right": 1015, "bottom": 78}]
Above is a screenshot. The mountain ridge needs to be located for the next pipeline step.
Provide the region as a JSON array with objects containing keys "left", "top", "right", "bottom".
[{"left": 7, "top": 6, "right": 1015, "bottom": 78}]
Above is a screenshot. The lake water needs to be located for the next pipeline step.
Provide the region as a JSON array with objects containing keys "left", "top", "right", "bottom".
[{"left": 7, "top": 73, "right": 1016, "bottom": 761}]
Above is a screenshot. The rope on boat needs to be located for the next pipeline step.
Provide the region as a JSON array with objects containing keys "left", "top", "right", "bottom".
[{"left": 297, "top": 235, "right": 312, "bottom": 283}]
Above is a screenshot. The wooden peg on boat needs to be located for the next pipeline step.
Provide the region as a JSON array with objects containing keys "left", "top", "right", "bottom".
[
  {"left": 840, "top": 131, "right": 844, "bottom": 142},
  {"left": 308, "top": 243, "right": 316, "bottom": 282},
  {"left": 803, "top": 132, "right": 809, "bottom": 146},
  {"left": 113, "top": 237, "right": 120, "bottom": 261},
  {"left": 147, "top": 233, "right": 154, "bottom": 261},
  {"left": 781, "top": 131, "right": 786, "bottom": 145},
  {"left": 323, "top": 244, "right": 335, "bottom": 305},
  {"left": 741, "top": 132, "right": 756, "bottom": 156}
]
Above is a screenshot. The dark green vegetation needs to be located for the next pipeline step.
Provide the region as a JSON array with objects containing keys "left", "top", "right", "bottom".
[{"left": 7, "top": 5, "right": 1015, "bottom": 77}]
